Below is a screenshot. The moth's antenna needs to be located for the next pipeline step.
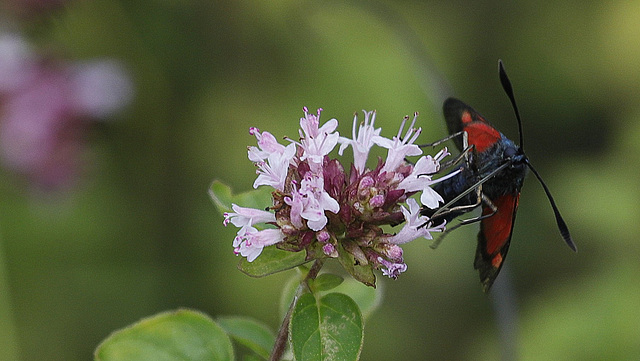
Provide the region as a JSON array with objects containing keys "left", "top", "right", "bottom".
[
  {"left": 498, "top": 60, "right": 524, "bottom": 149},
  {"left": 500, "top": 60, "right": 576, "bottom": 252},
  {"left": 526, "top": 161, "right": 577, "bottom": 252}
]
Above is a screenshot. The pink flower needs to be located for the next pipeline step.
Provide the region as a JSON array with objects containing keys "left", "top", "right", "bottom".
[
  {"left": 0, "top": 64, "right": 80, "bottom": 190},
  {"left": 297, "top": 173, "right": 339, "bottom": 231},
  {"left": 68, "top": 60, "right": 133, "bottom": 119},
  {"left": 0, "top": 33, "right": 132, "bottom": 191},
  {"left": 376, "top": 113, "right": 423, "bottom": 173},
  {"left": 248, "top": 128, "right": 288, "bottom": 162},
  {"left": 224, "top": 204, "right": 276, "bottom": 228},
  {"left": 253, "top": 145, "right": 296, "bottom": 191},
  {"left": 224, "top": 204, "right": 283, "bottom": 261},
  {"left": 398, "top": 151, "right": 450, "bottom": 209},
  {"left": 233, "top": 227, "right": 285, "bottom": 262},
  {"left": 389, "top": 198, "right": 445, "bottom": 244},
  {"left": 322, "top": 243, "right": 338, "bottom": 257},
  {"left": 338, "top": 110, "right": 383, "bottom": 173},
  {"left": 284, "top": 187, "right": 305, "bottom": 229},
  {"left": 0, "top": 34, "right": 38, "bottom": 92},
  {"left": 378, "top": 257, "right": 408, "bottom": 279},
  {"left": 297, "top": 107, "right": 339, "bottom": 173},
  {"left": 249, "top": 128, "right": 297, "bottom": 191}
]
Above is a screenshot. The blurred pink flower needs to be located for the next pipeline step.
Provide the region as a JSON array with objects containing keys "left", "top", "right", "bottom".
[{"left": 0, "top": 33, "right": 133, "bottom": 191}]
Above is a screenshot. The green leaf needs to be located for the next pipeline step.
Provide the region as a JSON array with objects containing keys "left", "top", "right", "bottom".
[
  {"left": 330, "top": 278, "right": 382, "bottom": 320},
  {"left": 311, "top": 274, "right": 344, "bottom": 292},
  {"left": 290, "top": 293, "right": 363, "bottom": 361},
  {"left": 94, "top": 309, "right": 233, "bottom": 361},
  {"left": 208, "top": 180, "right": 273, "bottom": 214},
  {"left": 238, "top": 246, "right": 309, "bottom": 277},
  {"left": 280, "top": 273, "right": 381, "bottom": 321},
  {"left": 216, "top": 316, "right": 275, "bottom": 360}
]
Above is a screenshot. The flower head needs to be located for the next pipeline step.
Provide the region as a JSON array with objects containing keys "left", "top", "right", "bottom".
[
  {"left": 221, "top": 107, "right": 453, "bottom": 285},
  {"left": 0, "top": 33, "right": 132, "bottom": 191}
]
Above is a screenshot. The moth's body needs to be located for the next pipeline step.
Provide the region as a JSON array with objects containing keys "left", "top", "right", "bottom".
[{"left": 420, "top": 61, "right": 575, "bottom": 292}]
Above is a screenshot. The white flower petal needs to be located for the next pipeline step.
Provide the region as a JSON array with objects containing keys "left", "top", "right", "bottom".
[{"left": 420, "top": 187, "right": 444, "bottom": 209}]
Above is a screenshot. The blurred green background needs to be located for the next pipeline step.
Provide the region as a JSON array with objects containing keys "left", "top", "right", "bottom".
[{"left": 1, "top": 1, "right": 639, "bottom": 360}]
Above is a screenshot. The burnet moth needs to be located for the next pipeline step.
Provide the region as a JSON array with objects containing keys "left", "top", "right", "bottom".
[{"left": 423, "top": 60, "right": 577, "bottom": 292}]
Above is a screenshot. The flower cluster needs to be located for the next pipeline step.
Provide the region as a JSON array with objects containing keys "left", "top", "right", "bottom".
[
  {"left": 224, "top": 107, "right": 451, "bottom": 281},
  {"left": 0, "top": 33, "right": 133, "bottom": 190}
]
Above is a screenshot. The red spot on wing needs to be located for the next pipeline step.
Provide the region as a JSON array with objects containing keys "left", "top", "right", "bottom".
[
  {"left": 491, "top": 253, "right": 503, "bottom": 268},
  {"left": 461, "top": 111, "right": 473, "bottom": 124},
  {"left": 481, "top": 194, "right": 519, "bottom": 256},
  {"left": 464, "top": 122, "right": 502, "bottom": 153}
]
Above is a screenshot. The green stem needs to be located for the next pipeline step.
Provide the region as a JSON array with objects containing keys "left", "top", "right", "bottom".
[{"left": 269, "top": 259, "right": 325, "bottom": 361}]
